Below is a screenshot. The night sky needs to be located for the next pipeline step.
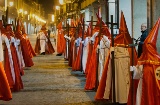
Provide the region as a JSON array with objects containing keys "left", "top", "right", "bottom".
[{"left": 38, "top": 0, "right": 57, "bottom": 16}]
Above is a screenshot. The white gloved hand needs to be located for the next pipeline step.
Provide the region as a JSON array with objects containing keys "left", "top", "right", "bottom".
[
  {"left": 131, "top": 65, "right": 143, "bottom": 79},
  {"left": 97, "top": 45, "right": 100, "bottom": 49},
  {"left": 64, "top": 35, "right": 67, "bottom": 38},
  {"left": 81, "top": 41, "right": 84, "bottom": 44},
  {"left": 130, "top": 66, "right": 134, "bottom": 71}
]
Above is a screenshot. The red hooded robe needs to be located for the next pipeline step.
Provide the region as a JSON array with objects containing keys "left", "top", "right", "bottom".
[{"left": 135, "top": 18, "right": 160, "bottom": 105}]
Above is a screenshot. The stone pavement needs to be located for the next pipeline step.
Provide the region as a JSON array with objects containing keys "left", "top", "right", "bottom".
[{"left": 0, "top": 34, "right": 110, "bottom": 105}]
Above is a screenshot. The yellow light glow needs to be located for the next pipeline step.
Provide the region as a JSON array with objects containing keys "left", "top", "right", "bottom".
[
  {"left": 59, "top": 0, "right": 64, "bottom": 5},
  {"left": 32, "top": 14, "right": 35, "bottom": 17},
  {"left": 24, "top": 11, "right": 28, "bottom": 14},
  {"left": 9, "top": 2, "right": 14, "bottom": 7},
  {"left": 52, "top": 15, "right": 54, "bottom": 22},
  {"left": 28, "top": 15, "right": 30, "bottom": 20},
  {"left": 56, "top": 6, "right": 60, "bottom": 10},
  {"left": 19, "top": 9, "right": 23, "bottom": 13}
]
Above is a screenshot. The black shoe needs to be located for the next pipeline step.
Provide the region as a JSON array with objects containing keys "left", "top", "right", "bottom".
[
  {"left": 56, "top": 53, "right": 62, "bottom": 56},
  {"left": 40, "top": 52, "right": 45, "bottom": 55}
]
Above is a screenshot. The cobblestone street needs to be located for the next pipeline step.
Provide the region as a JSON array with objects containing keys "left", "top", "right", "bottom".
[{"left": 0, "top": 35, "right": 109, "bottom": 105}]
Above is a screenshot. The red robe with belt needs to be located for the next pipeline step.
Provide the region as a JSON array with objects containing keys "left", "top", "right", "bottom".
[
  {"left": 3, "top": 34, "right": 23, "bottom": 92},
  {"left": 15, "top": 31, "right": 34, "bottom": 67},
  {"left": 57, "top": 29, "right": 65, "bottom": 54},
  {"left": 10, "top": 42, "right": 23, "bottom": 91},
  {"left": 23, "top": 33, "right": 36, "bottom": 57},
  {"left": 85, "top": 36, "right": 99, "bottom": 90}
]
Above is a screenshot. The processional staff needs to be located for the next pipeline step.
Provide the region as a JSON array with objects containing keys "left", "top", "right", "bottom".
[
  {"left": 95, "top": 17, "right": 102, "bottom": 91},
  {"left": 62, "top": 19, "right": 77, "bottom": 60},
  {"left": 86, "top": 15, "right": 97, "bottom": 53},
  {"left": 80, "top": 18, "right": 85, "bottom": 72},
  {"left": 86, "top": 16, "right": 99, "bottom": 91},
  {"left": 106, "top": 15, "right": 118, "bottom": 104}
]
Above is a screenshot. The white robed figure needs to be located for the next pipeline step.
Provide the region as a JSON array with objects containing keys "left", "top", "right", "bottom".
[
  {"left": 1, "top": 34, "right": 15, "bottom": 83},
  {"left": 37, "top": 31, "right": 48, "bottom": 55},
  {"left": 82, "top": 36, "right": 90, "bottom": 72},
  {"left": 64, "top": 34, "right": 70, "bottom": 60},
  {"left": 12, "top": 37, "right": 25, "bottom": 74},
  {"left": 0, "top": 31, "right": 3, "bottom": 62},
  {"left": 98, "top": 35, "right": 110, "bottom": 81}
]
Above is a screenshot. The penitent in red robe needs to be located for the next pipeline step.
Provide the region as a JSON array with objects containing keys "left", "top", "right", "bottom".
[
  {"left": 132, "top": 18, "right": 160, "bottom": 105},
  {"left": 24, "top": 34, "right": 36, "bottom": 57},
  {"left": 10, "top": 42, "right": 23, "bottom": 91},
  {"left": 0, "top": 62, "right": 12, "bottom": 101},
  {"left": 15, "top": 20, "right": 34, "bottom": 67},
  {"left": 16, "top": 31, "right": 34, "bottom": 67},
  {"left": 57, "top": 22, "right": 66, "bottom": 54},
  {"left": 0, "top": 29, "right": 12, "bottom": 100},
  {"left": 85, "top": 36, "right": 99, "bottom": 90}
]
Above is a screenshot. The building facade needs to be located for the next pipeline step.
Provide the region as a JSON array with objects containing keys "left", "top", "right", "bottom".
[
  {"left": 54, "top": 0, "right": 160, "bottom": 52},
  {"left": 0, "top": 0, "right": 46, "bottom": 34}
]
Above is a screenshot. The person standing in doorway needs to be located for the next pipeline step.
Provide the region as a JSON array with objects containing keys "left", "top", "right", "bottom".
[{"left": 137, "top": 23, "right": 148, "bottom": 58}]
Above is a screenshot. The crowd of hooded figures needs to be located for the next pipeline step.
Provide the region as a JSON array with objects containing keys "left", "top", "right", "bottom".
[
  {"left": 58, "top": 10, "right": 160, "bottom": 105},
  {"left": 0, "top": 19, "right": 35, "bottom": 101},
  {"left": 0, "top": 18, "right": 55, "bottom": 101},
  {"left": 1, "top": 10, "right": 160, "bottom": 105}
]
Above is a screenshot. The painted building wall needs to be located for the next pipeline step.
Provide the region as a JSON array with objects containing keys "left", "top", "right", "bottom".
[
  {"left": 152, "top": 0, "right": 160, "bottom": 53},
  {"left": 119, "top": 0, "right": 132, "bottom": 35},
  {"left": 133, "top": 0, "right": 147, "bottom": 40}
]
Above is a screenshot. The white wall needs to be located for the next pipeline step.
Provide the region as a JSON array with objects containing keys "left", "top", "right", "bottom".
[{"left": 119, "top": 0, "right": 132, "bottom": 35}]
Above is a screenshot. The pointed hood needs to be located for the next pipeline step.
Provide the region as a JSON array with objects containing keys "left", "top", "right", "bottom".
[
  {"left": 92, "top": 7, "right": 102, "bottom": 32},
  {"left": 0, "top": 20, "right": 5, "bottom": 33},
  {"left": 86, "top": 23, "right": 91, "bottom": 37},
  {"left": 57, "top": 21, "right": 62, "bottom": 29},
  {"left": 94, "top": 12, "right": 111, "bottom": 39},
  {"left": 101, "top": 24, "right": 111, "bottom": 40},
  {"left": 22, "top": 25, "right": 26, "bottom": 34},
  {"left": 6, "top": 24, "right": 15, "bottom": 37},
  {"left": 79, "top": 14, "right": 83, "bottom": 24},
  {"left": 138, "top": 18, "right": 160, "bottom": 65},
  {"left": 16, "top": 19, "right": 21, "bottom": 32},
  {"left": 0, "top": 20, "right": 3, "bottom": 29},
  {"left": 15, "top": 19, "right": 22, "bottom": 39},
  {"left": 71, "top": 19, "right": 76, "bottom": 32},
  {"left": 114, "top": 11, "right": 132, "bottom": 45},
  {"left": 97, "top": 7, "right": 101, "bottom": 19},
  {"left": 6, "top": 24, "right": 12, "bottom": 31},
  {"left": 115, "top": 11, "right": 137, "bottom": 65},
  {"left": 92, "top": 9, "right": 110, "bottom": 38},
  {"left": 78, "top": 25, "right": 82, "bottom": 37},
  {"left": 41, "top": 24, "right": 47, "bottom": 30}
]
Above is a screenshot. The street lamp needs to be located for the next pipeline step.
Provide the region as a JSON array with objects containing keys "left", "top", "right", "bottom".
[
  {"left": 52, "top": 15, "right": 54, "bottom": 22},
  {"left": 56, "top": 6, "right": 60, "bottom": 10},
  {"left": 19, "top": 9, "right": 23, "bottom": 13},
  {"left": 9, "top": 2, "right": 14, "bottom": 7},
  {"left": 59, "top": 0, "right": 64, "bottom": 5},
  {"left": 24, "top": 11, "right": 28, "bottom": 15}
]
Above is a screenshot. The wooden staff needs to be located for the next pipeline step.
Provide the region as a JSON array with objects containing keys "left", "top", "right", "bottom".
[
  {"left": 2, "top": 15, "right": 6, "bottom": 27},
  {"left": 80, "top": 18, "right": 85, "bottom": 72},
  {"left": 5, "top": 6, "right": 9, "bottom": 25},
  {"left": 105, "top": 15, "right": 118, "bottom": 104},
  {"left": 95, "top": 17, "right": 102, "bottom": 91},
  {"left": 62, "top": 19, "right": 76, "bottom": 60},
  {"left": 86, "top": 16, "right": 98, "bottom": 91}
]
